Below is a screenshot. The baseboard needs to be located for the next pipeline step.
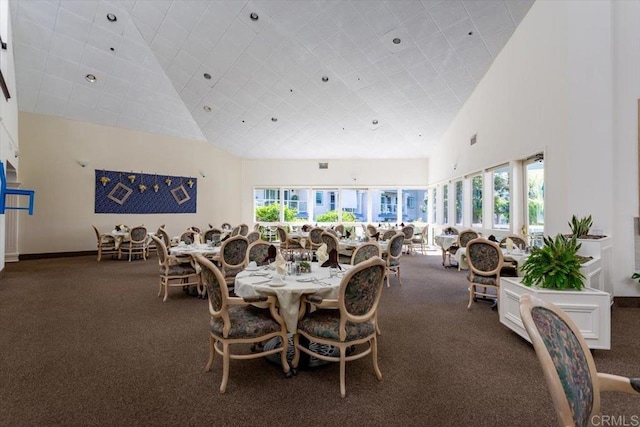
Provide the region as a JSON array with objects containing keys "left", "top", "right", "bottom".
[
  {"left": 613, "top": 297, "right": 640, "bottom": 308},
  {"left": 20, "top": 251, "right": 97, "bottom": 260}
]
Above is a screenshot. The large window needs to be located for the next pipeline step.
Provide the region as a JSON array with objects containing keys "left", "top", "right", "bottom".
[
  {"left": 525, "top": 155, "right": 544, "bottom": 235},
  {"left": 314, "top": 189, "right": 339, "bottom": 222},
  {"left": 254, "top": 188, "right": 282, "bottom": 222},
  {"left": 454, "top": 180, "right": 463, "bottom": 226},
  {"left": 493, "top": 165, "right": 510, "bottom": 229},
  {"left": 402, "top": 189, "right": 428, "bottom": 222},
  {"left": 340, "top": 189, "right": 367, "bottom": 222},
  {"left": 442, "top": 184, "right": 449, "bottom": 224},
  {"left": 432, "top": 187, "right": 437, "bottom": 224},
  {"left": 372, "top": 189, "right": 398, "bottom": 223},
  {"left": 284, "top": 189, "right": 309, "bottom": 222},
  {"left": 471, "top": 174, "right": 483, "bottom": 227}
]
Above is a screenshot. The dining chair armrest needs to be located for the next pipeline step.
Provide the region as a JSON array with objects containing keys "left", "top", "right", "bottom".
[
  {"left": 242, "top": 295, "right": 269, "bottom": 304},
  {"left": 598, "top": 373, "right": 640, "bottom": 394}
]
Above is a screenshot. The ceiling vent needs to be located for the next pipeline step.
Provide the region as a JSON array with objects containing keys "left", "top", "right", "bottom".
[
  {"left": 319, "top": 162, "right": 328, "bottom": 169},
  {"left": 470, "top": 134, "right": 477, "bottom": 146}
]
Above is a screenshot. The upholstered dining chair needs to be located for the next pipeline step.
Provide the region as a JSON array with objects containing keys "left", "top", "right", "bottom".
[
  {"left": 277, "top": 225, "right": 303, "bottom": 256},
  {"left": 321, "top": 231, "right": 339, "bottom": 255},
  {"left": 179, "top": 229, "right": 197, "bottom": 245},
  {"left": 498, "top": 233, "right": 527, "bottom": 250},
  {"left": 412, "top": 225, "right": 429, "bottom": 254},
  {"left": 238, "top": 223, "right": 249, "bottom": 236},
  {"left": 245, "top": 241, "right": 273, "bottom": 267},
  {"left": 401, "top": 225, "right": 415, "bottom": 255},
  {"left": 230, "top": 225, "right": 241, "bottom": 236},
  {"left": 442, "top": 226, "right": 460, "bottom": 267},
  {"left": 351, "top": 241, "right": 382, "bottom": 265},
  {"left": 194, "top": 254, "right": 291, "bottom": 394},
  {"left": 466, "top": 238, "right": 503, "bottom": 310},
  {"left": 156, "top": 227, "right": 172, "bottom": 251},
  {"left": 383, "top": 232, "right": 405, "bottom": 287},
  {"left": 381, "top": 229, "right": 396, "bottom": 241},
  {"left": 219, "top": 235, "right": 249, "bottom": 294},
  {"left": 366, "top": 224, "right": 378, "bottom": 237},
  {"left": 519, "top": 295, "right": 639, "bottom": 426},
  {"left": 204, "top": 228, "right": 222, "bottom": 244},
  {"left": 151, "top": 235, "right": 200, "bottom": 302},
  {"left": 292, "top": 256, "right": 385, "bottom": 398},
  {"left": 334, "top": 224, "right": 345, "bottom": 235},
  {"left": 246, "top": 230, "right": 260, "bottom": 244},
  {"left": 497, "top": 233, "right": 527, "bottom": 277},
  {"left": 308, "top": 227, "right": 325, "bottom": 257},
  {"left": 221, "top": 222, "right": 232, "bottom": 230},
  {"left": 92, "top": 225, "right": 117, "bottom": 261},
  {"left": 118, "top": 226, "right": 148, "bottom": 262}
]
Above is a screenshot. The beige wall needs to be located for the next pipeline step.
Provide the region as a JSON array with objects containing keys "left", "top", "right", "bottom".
[
  {"left": 18, "top": 112, "right": 242, "bottom": 255},
  {"left": 240, "top": 158, "right": 429, "bottom": 225}
]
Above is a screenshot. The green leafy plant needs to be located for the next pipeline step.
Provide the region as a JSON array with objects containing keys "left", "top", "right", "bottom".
[
  {"left": 520, "top": 234, "right": 585, "bottom": 290},
  {"left": 632, "top": 273, "right": 640, "bottom": 284},
  {"left": 315, "top": 210, "right": 356, "bottom": 222},
  {"left": 254, "top": 204, "right": 297, "bottom": 222},
  {"left": 568, "top": 214, "right": 593, "bottom": 238}
]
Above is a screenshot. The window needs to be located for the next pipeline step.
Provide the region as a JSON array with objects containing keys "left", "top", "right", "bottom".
[
  {"left": 432, "top": 187, "right": 437, "bottom": 224},
  {"left": 493, "top": 165, "right": 510, "bottom": 229},
  {"left": 372, "top": 189, "right": 398, "bottom": 223},
  {"left": 471, "top": 174, "right": 483, "bottom": 227},
  {"left": 341, "top": 189, "right": 367, "bottom": 222},
  {"left": 315, "top": 191, "right": 323, "bottom": 205},
  {"left": 314, "top": 189, "right": 339, "bottom": 222},
  {"left": 442, "top": 184, "right": 449, "bottom": 224},
  {"left": 525, "top": 155, "right": 544, "bottom": 235},
  {"left": 284, "top": 189, "right": 309, "bottom": 221},
  {"left": 254, "top": 188, "right": 281, "bottom": 222},
  {"left": 329, "top": 192, "right": 336, "bottom": 210},
  {"left": 454, "top": 180, "right": 463, "bottom": 226},
  {"left": 402, "top": 189, "right": 427, "bottom": 222}
]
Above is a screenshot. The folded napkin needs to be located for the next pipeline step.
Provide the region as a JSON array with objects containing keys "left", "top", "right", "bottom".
[
  {"left": 400, "top": 222, "right": 405, "bottom": 227},
  {"left": 371, "top": 232, "right": 380, "bottom": 241},
  {"left": 316, "top": 243, "right": 329, "bottom": 264},
  {"left": 488, "top": 235, "right": 498, "bottom": 242},
  {"left": 263, "top": 245, "right": 277, "bottom": 264},
  {"left": 506, "top": 237, "right": 515, "bottom": 251},
  {"left": 300, "top": 238, "right": 307, "bottom": 249},
  {"left": 345, "top": 230, "right": 351, "bottom": 239},
  {"left": 275, "top": 253, "right": 287, "bottom": 275},
  {"left": 302, "top": 225, "right": 309, "bottom": 232},
  {"left": 321, "top": 249, "right": 341, "bottom": 269}
]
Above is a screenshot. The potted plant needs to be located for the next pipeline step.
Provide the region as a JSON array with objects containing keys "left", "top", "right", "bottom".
[
  {"left": 520, "top": 234, "right": 585, "bottom": 290},
  {"left": 567, "top": 214, "right": 607, "bottom": 239}
]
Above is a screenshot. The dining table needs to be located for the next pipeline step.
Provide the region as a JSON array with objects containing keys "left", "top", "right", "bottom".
[
  {"left": 434, "top": 234, "right": 459, "bottom": 266},
  {"left": 169, "top": 243, "right": 220, "bottom": 262}
]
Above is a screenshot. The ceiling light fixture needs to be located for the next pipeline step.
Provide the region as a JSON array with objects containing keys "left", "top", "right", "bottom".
[
  {"left": 271, "top": 117, "right": 278, "bottom": 122},
  {"left": 372, "top": 119, "right": 378, "bottom": 125},
  {"left": 392, "top": 38, "right": 401, "bottom": 44},
  {"left": 85, "top": 74, "right": 96, "bottom": 83},
  {"left": 468, "top": 31, "right": 473, "bottom": 36},
  {"left": 250, "top": 12, "right": 259, "bottom": 21},
  {"left": 203, "top": 73, "right": 211, "bottom": 80},
  {"left": 106, "top": 13, "right": 117, "bottom": 22},
  {"left": 203, "top": 105, "right": 212, "bottom": 112},
  {"left": 321, "top": 76, "right": 329, "bottom": 82}
]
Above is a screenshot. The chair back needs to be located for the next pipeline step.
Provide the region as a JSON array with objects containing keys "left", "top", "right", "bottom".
[
  {"left": 381, "top": 230, "right": 396, "bottom": 241},
  {"left": 401, "top": 225, "right": 414, "bottom": 240},
  {"left": 246, "top": 241, "right": 272, "bottom": 266},
  {"left": 277, "top": 226, "right": 288, "bottom": 243},
  {"left": 239, "top": 224, "right": 249, "bottom": 236},
  {"left": 246, "top": 231, "right": 260, "bottom": 244},
  {"left": 443, "top": 226, "right": 459, "bottom": 235},
  {"left": 92, "top": 225, "right": 102, "bottom": 241},
  {"left": 156, "top": 227, "right": 171, "bottom": 249},
  {"left": 466, "top": 238, "right": 503, "bottom": 276},
  {"left": 519, "top": 294, "right": 600, "bottom": 426},
  {"left": 337, "top": 257, "right": 386, "bottom": 340},
  {"left": 499, "top": 234, "right": 527, "bottom": 249},
  {"left": 221, "top": 236, "right": 249, "bottom": 271},
  {"left": 221, "top": 222, "right": 232, "bottom": 230},
  {"left": 321, "top": 231, "right": 339, "bottom": 254},
  {"left": 366, "top": 224, "right": 378, "bottom": 236},
  {"left": 179, "top": 230, "right": 196, "bottom": 244},
  {"left": 231, "top": 225, "right": 241, "bottom": 236},
  {"left": 129, "top": 226, "right": 147, "bottom": 243},
  {"left": 351, "top": 242, "right": 381, "bottom": 265},
  {"left": 190, "top": 226, "right": 201, "bottom": 234},
  {"left": 309, "top": 227, "right": 325, "bottom": 249},
  {"left": 325, "top": 228, "right": 338, "bottom": 237},
  {"left": 195, "top": 254, "right": 230, "bottom": 316},
  {"left": 151, "top": 235, "right": 168, "bottom": 266},
  {"left": 458, "top": 229, "right": 480, "bottom": 247},
  {"left": 204, "top": 228, "right": 222, "bottom": 243},
  {"left": 334, "top": 224, "right": 345, "bottom": 235},
  {"left": 388, "top": 233, "right": 404, "bottom": 260}
]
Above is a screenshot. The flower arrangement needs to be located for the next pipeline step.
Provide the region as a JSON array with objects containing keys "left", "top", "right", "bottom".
[
  {"left": 100, "top": 176, "right": 111, "bottom": 186},
  {"left": 298, "top": 261, "right": 311, "bottom": 274},
  {"left": 165, "top": 177, "right": 172, "bottom": 186},
  {"left": 187, "top": 179, "right": 194, "bottom": 188},
  {"left": 139, "top": 184, "right": 147, "bottom": 193},
  {"left": 128, "top": 173, "right": 136, "bottom": 183},
  {"left": 153, "top": 183, "right": 159, "bottom": 192}
]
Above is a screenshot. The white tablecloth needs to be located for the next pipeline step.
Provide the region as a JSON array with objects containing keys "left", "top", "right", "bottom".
[
  {"left": 170, "top": 244, "right": 220, "bottom": 258},
  {"left": 455, "top": 247, "right": 529, "bottom": 273},
  {"left": 434, "top": 234, "right": 458, "bottom": 250},
  {"left": 235, "top": 262, "right": 347, "bottom": 332}
]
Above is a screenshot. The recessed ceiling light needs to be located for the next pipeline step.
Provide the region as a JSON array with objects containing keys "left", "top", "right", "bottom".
[
  {"left": 106, "top": 13, "right": 117, "bottom": 22},
  {"left": 392, "top": 38, "right": 401, "bottom": 44},
  {"left": 203, "top": 105, "right": 212, "bottom": 112},
  {"left": 109, "top": 47, "right": 115, "bottom": 52},
  {"left": 250, "top": 12, "right": 259, "bottom": 21},
  {"left": 372, "top": 119, "right": 378, "bottom": 125},
  {"left": 271, "top": 117, "right": 278, "bottom": 122},
  {"left": 85, "top": 74, "right": 96, "bottom": 83},
  {"left": 321, "top": 76, "right": 329, "bottom": 82},
  {"left": 468, "top": 31, "right": 473, "bottom": 36},
  {"left": 203, "top": 73, "right": 211, "bottom": 80}
]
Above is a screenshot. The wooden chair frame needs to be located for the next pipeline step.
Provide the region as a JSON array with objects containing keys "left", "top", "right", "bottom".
[
  {"left": 118, "top": 226, "right": 148, "bottom": 262},
  {"left": 151, "top": 235, "right": 200, "bottom": 302},
  {"left": 92, "top": 225, "right": 117, "bottom": 261},
  {"left": 466, "top": 238, "right": 503, "bottom": 309}
]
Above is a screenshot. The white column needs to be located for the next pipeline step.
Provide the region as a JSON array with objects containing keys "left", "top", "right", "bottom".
[{"left": 4, "top": 182, "right": 20, "bottom": 262}]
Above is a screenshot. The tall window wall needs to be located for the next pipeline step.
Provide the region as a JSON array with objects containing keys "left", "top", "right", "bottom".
[
  {"left": 492, "top": 165, "right": 510, "bottom": 230},
  {"left": 254, "top": 188, "right": 281, "bottom": 222},
  {"left": 372, "top": 189, "right": 398, "bottom": 223},
  {"left": 442, "top": 184, "right": 449, "bottom": 224},
  {"left": 471, "top": 174, "right": 483, "bottom": 227},
  {"left": 525, "top": 155, "right": 544, "bottom": 235},
  {"left": 402, "top": 189, "right": 428, "bottom": 222},
  {"left": 454, "top": 180, "right": 463, "bottom": 226},
  {"left": 314, "top": 189, "right": 339, "bottom": 222}
]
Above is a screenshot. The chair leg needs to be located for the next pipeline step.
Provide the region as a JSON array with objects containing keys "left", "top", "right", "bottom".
[
  {"left": 339, "top": 346, "right": 347, "bottom": 398},
  {"left": 97, "top": 247, "right": 102, "bottom": 262},
  {"left": 205, "top": 335, "right": 215, "bottom": 371},
  {"left": 291, "top": 334, "right": 301, "bottom": 369},
  {"left": 163, "top": 279, "right": 169, "bottom": 302},
  {"left": 396, "top": 266, "right": 402, "bottom": 286},
  {"left": 158, "top": 277, "right": 163, "bottom": 297},
  {"left": 279, "top": 335, "right": 291, "bottom": 376},
  {"left": 467, "top": 284, "right": 475, "bottom": 309},
  {"left": 220, "top": 342, "right": 230, "bottom": 394},
  {"left": 375, "top": 312, "right": 381, "bottom": 335},
  {"left": 371, "top": 335, "right": 382, "bottom": 380}
]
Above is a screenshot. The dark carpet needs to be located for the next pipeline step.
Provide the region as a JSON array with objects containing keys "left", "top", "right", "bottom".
[{"left": 0, "top": 251, "right": 638, "bottom": 426}]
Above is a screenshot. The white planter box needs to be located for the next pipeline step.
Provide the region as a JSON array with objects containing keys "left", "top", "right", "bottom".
[
  {"left": 577, "top": 236, "right": 612, "bottom": 301},
  {"left": 499, "top": 276, "right": 611, "bottom": 350}
]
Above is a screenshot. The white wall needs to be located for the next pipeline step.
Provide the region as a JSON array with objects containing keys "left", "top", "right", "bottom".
[
  {"left": 17, "top": 113, "right": 242, "bottom": 255},
  {"left": 240, "top": 158, "right": 429, "bottom": 225},
  {"left": 429, "top": 0, "right": 639, "bottom": 297}
]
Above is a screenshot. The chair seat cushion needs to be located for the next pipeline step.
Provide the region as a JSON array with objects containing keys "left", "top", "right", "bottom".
[
  {"left": 163, "top": 264, "right": 197, "bottom": 276},
  {"left": 298, "top": 310, "right": 375, "bottom": 342},
  {"left": 388, "top": 259, "right": 399, "bottom": 267},
  {"left": 468, "top": 273, "right": 498, "bottom": 286},
  {"left": 210, "top": 306, "right": 282, "bottom": 339},
  {"left": 121, "top": 242, "right": 145, "bottom": 249}
]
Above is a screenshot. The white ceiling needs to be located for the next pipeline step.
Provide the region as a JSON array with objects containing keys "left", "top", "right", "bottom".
[{"left": 9, "top": 0, "right": 534, "bottom": 159}]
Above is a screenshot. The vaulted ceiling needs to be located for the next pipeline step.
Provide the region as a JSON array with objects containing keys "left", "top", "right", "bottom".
[{"left": 10, "top": 0, "right": 534, "bottom": 159}]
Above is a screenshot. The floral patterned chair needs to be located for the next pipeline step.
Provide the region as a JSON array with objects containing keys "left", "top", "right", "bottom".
[
  {"left": 203, "top": 228, "right": 222, "bottom": 245},
  {"left": 156, "top": 227, "right": 172, "bottom": 251},
  {"left": 245, "top": 241, "right": 272, "bottom": 266},
  {"left": 292, "top": 256, "right": 386, "bottom": 397},
  {"left": 351, "top": 241, "right": 381, "bottom": 265},
  {"left": 194, "top": 254, "right": 291, "bottom": 394},
  {"left": 219, "top": 236, "right": 249, "bottom": 294},
  {"left": 179, "top": 229, "right": 197, "bottom": 245},
  {"left": 151, "top": 235, "right": 200, "bottom": 302},
  {"left": 277, "top": 226, "right": 303, "bottom": 256},
  {"left": 383, "top": 232, "right": 405, "bottom": 287},
  {"left": 466, "top": 238, "right": 503, "bottom": 310},
  {"left": 401, "top": 225, "right": 415, "bottom": 254},
  {"left": 381, "top": 229, "right": 396, "bottom": 241},
  {"left": 519, "top": 295, "right": 639, "bottom": 425},
  {"left": 246, "top": 231, "right": 260, "bottom": 244},
  {"left": 308, "top": 227, "right": 325, "bottom": 257},
  {"left": 118, "top": 226, "right": 148, "bottom": 262},
  {"left": 92, "top": 225, "right": 117, "bottom": 261},
  {"left": 238, "top": 223, "right": 249, "bottom": 236}
]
